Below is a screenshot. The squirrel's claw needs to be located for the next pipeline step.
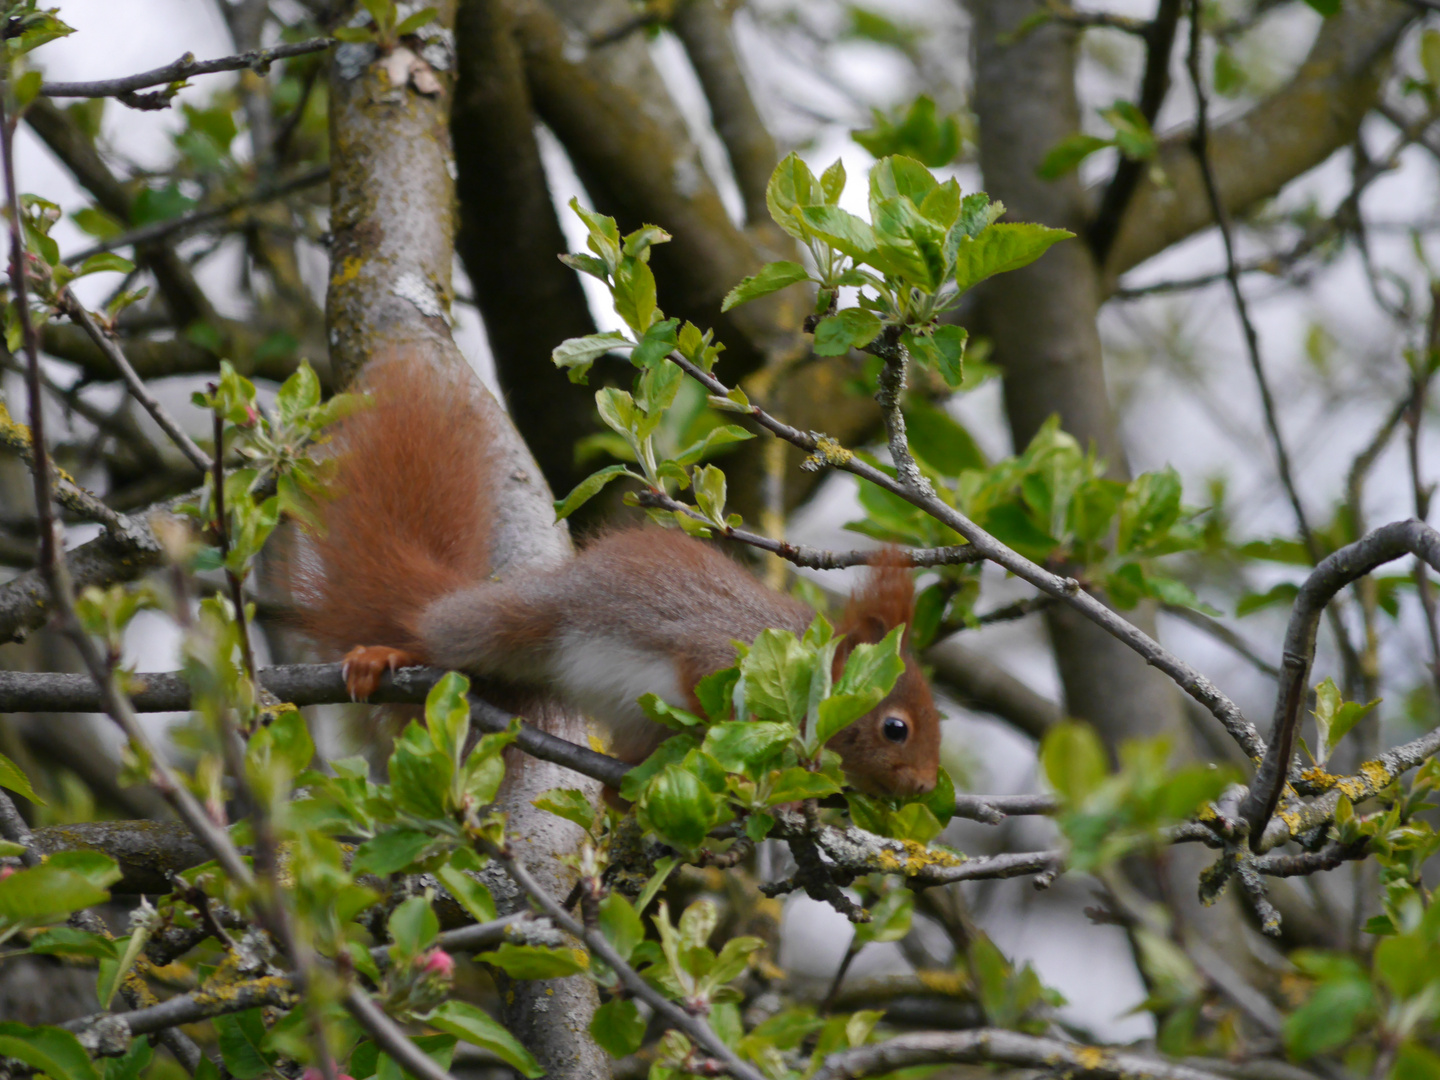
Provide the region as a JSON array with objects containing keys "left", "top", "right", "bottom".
[{"left": 341, "top": 645, "right": 421, "bottom": 701}]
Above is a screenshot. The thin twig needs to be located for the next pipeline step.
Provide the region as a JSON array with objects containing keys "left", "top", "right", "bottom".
[
  {"left": 0, "top": 789, "right": 40, "bottom": 867},
  {"left": 343, "top": 986, "right": 463, "bottom": 1080},
  {"left": 57, "top": 291, "right": 210, "bottom": 473},
  {"left": 39, "top": 38, "right": 335, "bottom": 100},
  {"left": 64, "top": 165, "right": 329, "bottom": 263},
  {"left": 1161, "top": 604, "right": 1281, "bottom": 680},
  {"left": 635, "top": 488, "right": 984, "bottom": 569}
]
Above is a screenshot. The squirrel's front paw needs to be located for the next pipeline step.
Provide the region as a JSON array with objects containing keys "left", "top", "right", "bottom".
[{"left": 341, "top": 645, "right": 422, "bottom": 700}]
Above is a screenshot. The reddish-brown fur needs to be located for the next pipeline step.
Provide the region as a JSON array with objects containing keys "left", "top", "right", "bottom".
[
  {"left": 291, "top": 356, "right": 940, "bottom": 797},
  {"left": 828, "top": 550, "right": 942, "bottom": 797},
  {"left": 289, "top": 357, "right": 494, "bottom": 660}
]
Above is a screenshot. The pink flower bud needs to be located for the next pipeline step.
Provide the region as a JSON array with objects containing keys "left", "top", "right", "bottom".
[
  {"left": 417, "top": 949, "right": 454, "bottom": 977},
  {"left": 0, "top": 865, "right": 16, "bottom": 881},
  {"left": 302, "top": 1069, "right": 354, "bottom": 1080}
]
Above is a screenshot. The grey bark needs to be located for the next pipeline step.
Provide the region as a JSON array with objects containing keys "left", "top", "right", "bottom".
[{"left": 325, "top": 11, "right": 609, "bottom": 1074}]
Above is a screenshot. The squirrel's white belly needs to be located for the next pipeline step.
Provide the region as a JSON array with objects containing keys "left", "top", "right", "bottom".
[{"left": 550, "top": 630, "right": 684, "bottom": 761}]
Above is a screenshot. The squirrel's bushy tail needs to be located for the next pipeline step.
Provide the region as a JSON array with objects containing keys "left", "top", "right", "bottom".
[{"left": 289, "top": 356, "right": 495, "bottom": 658}]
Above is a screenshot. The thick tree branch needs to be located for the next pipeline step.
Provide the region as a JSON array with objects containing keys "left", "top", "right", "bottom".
[
  {"left": 0, "top": 662, "right": 630, "bottom": 788},
  {"left": 1104, "top": 0, "right": 1414, "bottom": 283}
]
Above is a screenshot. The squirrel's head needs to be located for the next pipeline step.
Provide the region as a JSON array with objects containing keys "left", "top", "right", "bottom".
[{"left": 824, "top": 555, "right": 941, "bottom": 799}]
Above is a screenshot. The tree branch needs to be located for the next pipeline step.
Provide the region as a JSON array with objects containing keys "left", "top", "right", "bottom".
[
  {"left": 0, "top": 662, "right": 630, "bottom": 789},
  {"left": 39, "top": 38, "right": 334, "bottom": 101},
  {"left": 811, "top": 1028, "right": 1231, "bottom": 1080}
]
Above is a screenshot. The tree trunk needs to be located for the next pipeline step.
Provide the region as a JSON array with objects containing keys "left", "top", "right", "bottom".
[{"left": 326, "top": 13, "right": 609, "bottom": 1075}]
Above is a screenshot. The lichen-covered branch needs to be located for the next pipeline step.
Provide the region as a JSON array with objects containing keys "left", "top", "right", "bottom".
[
  {"left": 811, "top": 1027, "right": 1231, "bottom": 1080},
  {"left": 1241, "top": 520, "right": 1440, "bottom": 848}
]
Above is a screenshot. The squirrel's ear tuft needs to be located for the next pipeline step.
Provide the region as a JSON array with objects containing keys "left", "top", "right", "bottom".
[{"left": 836, "top": 548, "right": 915, "bottom": 647}]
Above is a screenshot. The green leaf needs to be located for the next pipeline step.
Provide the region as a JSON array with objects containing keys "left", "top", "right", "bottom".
[
  {"left": 0, "top": 851, "right": 119, "bottom": 926},
  {"left": 554, "top": 464, "right": 632, "bottom": 520},
  {"left": 672, "top": 424, "right": 755, "bottom": 467},
  {"left": 27, "top": 927, "right": 117, "bottom": 960},
  {"left": 903, "top": 401, "right": 987, "bottom": 475},
  {"left": 906, "top": 324, "right": 967, "bottom": 387},
  {"left": 643, "top": 764, "right": 718, "bottom": 851},
  {"left": 552, "top": 332, "right": 629, "bottom": 384},
  {"left": 1040, "top": 721, "right": 1108, "bottom": 803},
  {"left": 868, "top": 155, "right": 938, "bottom": 213},
  {"left": 1302, "top": 0, "right": 1341, "bottom": 14},
  {"left": 1037, "top": 133, "right": 1113, "bottom": 179},
  {"left": 435, "top": 850, "right": 499, "bottom": 924},
  {"left": 613, "top": 257, "right": 659, "bottom": 334},
  {"left": 351, "top": 829, "right": 435, "bottom": 877},
  {"left": 1312, "top": 677, "right": 1380, "bottom": 763},
  {"left": 766, "top": 153, "right": 823, "bottom": 240},
  {"left": 854, "top": 889, "right": 913, "bottom": 946},
  {"left": 0, "top": 1024, "right": 100, "bottom": 1080},
  {"left": 0, "top": 753, "right": 43, "bottom": 806},
  {"left": 834, "top": 625, "right": 906, "bottom": 700},
  {"left": 590, "top": 998, "right": 646, "bottom": 1058},
  {"left": 599, "top": 893, "right": 645, "bottom": 961},
  {"left": 635, "top": 856, "right": 677, "bottom": 916},
  {"left": 702, "top": 721, "right": 793, "bottom": 775},
  {"left": 952, "top": 221, "right": 1072, "bottom": 294},
  {"left": 765, "top": 767, "right": 842, "bottom": 805},
  {"left": 740, "top": 629, "right": 813, "bottom": 725},
  {"left": 75, "top": 252, "right": 136, "bottom": 278},
  {"left": 388, "top": 895, "right": 439, "bottom": 960},
  {"left": 799, "top": 205, "right": 879, "bottom": 263},
  {"left": 853, "top": 98, "right": 961, "bottom": 167},
  {"left": 820, "top": 158, "right": 847, "bottom": 204},
  {"left": 103, "top": 1030, "right": 151, "bottom": 1080},
  {"left": 1236, "top": 582, "right": 1299, "bottom": 617},
  {"left": 423, "top": 1001, "right": 543, "bottom": 1078},
  {"left": 570, "top": 199, "right": 622, "bottom": 272},
  {"left": 722, "top": 261, "right": 811, "bottom": 312},
  {"left": 1283, "top": 979, "right": 1372, "bottom": 1059},
  {"left": 484, "top": 942, "right": 589, "bottom": 979},
  {"left": 812, "top": 308, "right": 882, "bottom": 356},
  {"left": 395, "top": 6, "right": 438, "bottom": 35},
  {"left": 1100, "top": 100, "right": 1156, "bottom": 162},
  {"left": 631, "top": 318, "right": 680, "bottom": 370},
  {"left": 532, "top": 788, "right": 598, "bottom": 832},
  {"left": 214, "top": 1010, "right": 270, "bottom": 1079},
  {"left": 70, "top": 206, "right": 123, "bottom": 240}
]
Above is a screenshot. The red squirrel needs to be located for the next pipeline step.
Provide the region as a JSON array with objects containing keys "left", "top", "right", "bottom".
[{"left": 290, "top": 358, "right": 940, "bottom": 798}]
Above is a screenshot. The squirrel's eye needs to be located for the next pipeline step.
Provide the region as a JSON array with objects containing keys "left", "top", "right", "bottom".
[{"left": 882, "top": 716, "right": 909, "bottom": 743}]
